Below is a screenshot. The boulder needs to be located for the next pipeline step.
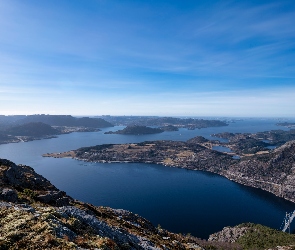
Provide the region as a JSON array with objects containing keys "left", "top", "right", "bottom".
[
  {"left": 37, "top": 191, "right": 69, "bottom": 206},
  {"left": 0, "top": 188, "right": 18, "bottom": 202}
]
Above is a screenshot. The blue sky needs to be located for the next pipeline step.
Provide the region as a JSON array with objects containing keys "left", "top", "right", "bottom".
[{"left": 0, "top": 0, "right": 294, "bottom": 117}]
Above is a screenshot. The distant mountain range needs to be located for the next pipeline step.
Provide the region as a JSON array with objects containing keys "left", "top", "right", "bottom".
[
  {"left": 98, "top": 115, "right": 228, "bottom": 129},
  {"left": 0, "top": 115, "right": 114, "bottom": 144},
  {"left": 0, "top": 115, "right": 113, "bottom": 128}
]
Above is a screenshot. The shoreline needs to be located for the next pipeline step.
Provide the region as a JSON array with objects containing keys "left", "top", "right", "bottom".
[
  {"left": 0, "top": 127, "right": 101, "bottom": 145},
  {"left": 43, "top": 142, "right": 295, "bottom": 205}
]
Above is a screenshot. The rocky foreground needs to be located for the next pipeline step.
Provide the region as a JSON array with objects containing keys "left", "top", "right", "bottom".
[{"left": 2, "top": 159, "right": 295, "bottom": 249}]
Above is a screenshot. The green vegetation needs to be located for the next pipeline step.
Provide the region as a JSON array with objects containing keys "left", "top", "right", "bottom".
[
  {"left": 236, "top": 223, "right": 295, "bottom": 250},
  {"left": 21, "top": 188, "right": 37, "bottom": 199}
]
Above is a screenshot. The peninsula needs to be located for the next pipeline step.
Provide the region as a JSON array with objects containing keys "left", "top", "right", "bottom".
[{"left": 44, "top": 135, "right": 295, "bottom": 204}]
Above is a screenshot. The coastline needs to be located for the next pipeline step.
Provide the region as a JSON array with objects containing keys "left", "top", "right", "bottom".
[
  {"left": 43, "top": 139, "right": 295, "bottom": 205},
  {"left": 0, "top": 127, "right": 101, "bottom": 145}
]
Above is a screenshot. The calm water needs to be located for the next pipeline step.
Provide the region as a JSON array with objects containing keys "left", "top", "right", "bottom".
[
  {"left": 212, "top": 145, "right": 232, "bottom": 152},
  {"left": 0, "top": 118, "right": 295, "bottom": 239}
]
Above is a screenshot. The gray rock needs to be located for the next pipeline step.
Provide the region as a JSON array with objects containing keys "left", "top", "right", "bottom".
[
  {"left": 37, "top": 191, "right": 69, "bottom": 206},
  {"left": 56, "top": 197, "right": 70, "bottom": 206},
  {"left": 56, "top": 206, "right": 160, "bottom": 249},
  {"left": 0, "top": 201, "right": 12, "bottom": 208},
  {"left": 48, "top": 217, "right": 76, "bottom": 240},
  {"left": 208, "top": 226, "right": 249, "bottom": 243},
  {"left": 0, "top": 188, "right": 18, "bottom": 202},
  {"left": 15, "top": 203, "right": 35, "bottom": 213}
]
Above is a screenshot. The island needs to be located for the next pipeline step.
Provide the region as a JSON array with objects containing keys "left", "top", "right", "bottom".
[
  {"left": 159, "top": 125, "right": 179, "bottom": 131},
  {"left": 105, "top": 125, "right": 164, "bottom": 135},
  {"left": 277, "top": 122, "right": 295, "bottom": 128}
]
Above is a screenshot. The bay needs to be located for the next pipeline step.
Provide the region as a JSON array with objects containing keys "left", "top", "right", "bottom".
[{"left": 0, "top": 118, "right": 295, "bottom": 239}]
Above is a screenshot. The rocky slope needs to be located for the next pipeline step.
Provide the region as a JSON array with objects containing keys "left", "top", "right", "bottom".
[
  {"left": 213, "top": 130, "right": 295, "bottom": 154},
  {"left": 225, "top": 140, "right": 295, "bottom": 202}
]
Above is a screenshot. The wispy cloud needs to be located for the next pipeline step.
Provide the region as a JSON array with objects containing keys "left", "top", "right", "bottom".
[{"left": 0, "top": 0, "right": 294, "bottom": 116}]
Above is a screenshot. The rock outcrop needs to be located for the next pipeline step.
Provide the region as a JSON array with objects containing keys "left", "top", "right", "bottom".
[
  {"left": 0, "top": 188, "right": 18, "bottom": 202},
  {"left": 208, "top": 223, "right": 295, "bottom": 250},
  {"left": 208, "top": 225, "right": 249, "bottom": 243}
]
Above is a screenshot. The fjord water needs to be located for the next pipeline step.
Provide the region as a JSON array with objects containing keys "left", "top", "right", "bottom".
[{"left": 1, "top": 118, "right": 295, "bottom": 239}]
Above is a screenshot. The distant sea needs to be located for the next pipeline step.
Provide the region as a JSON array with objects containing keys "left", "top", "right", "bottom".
[{"left": 1, "top": 117, "right": 295, "bottom": 239}]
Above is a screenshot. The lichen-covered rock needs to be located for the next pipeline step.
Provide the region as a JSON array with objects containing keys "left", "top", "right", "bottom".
[
  {"left": 56, "top": 206, "right": 160, "bottom": 249},
  {"left": 208, "top": 225, "right": 249, "bottom": 243}
]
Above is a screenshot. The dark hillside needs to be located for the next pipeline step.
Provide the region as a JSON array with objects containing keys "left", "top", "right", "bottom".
[
  {"left": 16, "top": 115, "right": 113, "bottom": 128},
  {"left": 6, "top": 122, "right": 59, "bottom": 137},
  {"left": 105, "top": 125, "right": 163, "bottom": 135}
]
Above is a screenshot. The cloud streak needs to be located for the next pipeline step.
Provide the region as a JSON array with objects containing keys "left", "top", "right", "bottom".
[{"left": 0, "top": 0, "right": 294, "bottom": 116}]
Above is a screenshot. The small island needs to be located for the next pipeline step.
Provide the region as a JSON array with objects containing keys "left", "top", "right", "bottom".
[
  {"left": 105, "top": 125, "right": 164, "bottom": 135},
  {"left": 277, "top": 122, "right": 295, "bottom": 128},
  {"left": 159, "top": 125, "right": 179, "bottom": 131}
]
